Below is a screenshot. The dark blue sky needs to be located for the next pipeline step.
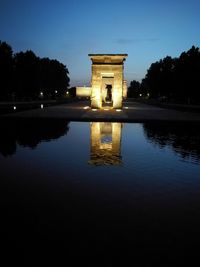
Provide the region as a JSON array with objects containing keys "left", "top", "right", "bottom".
[{"left": 1, "top": 0, "right": 200, "bottom": 86}]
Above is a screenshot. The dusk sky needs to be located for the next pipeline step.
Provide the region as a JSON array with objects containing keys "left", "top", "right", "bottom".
[{"left": 1, "top": 0, "right": 200, "bottom": 86}]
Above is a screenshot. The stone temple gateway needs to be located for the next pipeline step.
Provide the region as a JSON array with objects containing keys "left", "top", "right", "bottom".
[{"left": 88, "top": 54, "right": 128, "bottom": 109}]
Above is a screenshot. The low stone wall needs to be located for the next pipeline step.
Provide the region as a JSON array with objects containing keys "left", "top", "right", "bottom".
[
  {"left": 76, "top": 87, "right": 91, "bottom": 98},
  {"left": 0, "top": 98, "right": 79, "bottom": 115}
]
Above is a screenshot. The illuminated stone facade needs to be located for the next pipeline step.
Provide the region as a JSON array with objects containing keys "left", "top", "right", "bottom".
[
  {"left": 89, "top": 122, "right": 122, "bottom": 165},
  {"left": 123, "top": 80, "right": 127, "bottom": 99},
  {"left": 89, "top": 54, "right": 128, "bottom": 109},
  {"left": 76, "top": 87, "right": 91, "bottom": 98}
]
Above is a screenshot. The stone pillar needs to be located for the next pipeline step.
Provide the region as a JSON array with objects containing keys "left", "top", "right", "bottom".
[
  {"left": 123, "top": 80, "right": 127, "bottom": 99},
  {"left": 113, "top": 68, "right": 123, "bottom": 109},
  {"left": 91, "top": 66, "right": 102, "bottom": 108}
]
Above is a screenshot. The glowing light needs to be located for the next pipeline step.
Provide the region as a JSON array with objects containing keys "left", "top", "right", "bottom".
[
  {"left": 124, "top": 107, "right": 129, "bottom": 109},
  {"left": 103, "top": 108, "right": 109, "bottom": 111},
  {"left": 40, "top": 92, "right": 43, "bottom": 96},
  {"left": 55, "top": 90, "right": 58, "bottom": 93},
  {"left": 139, "top": 94, "right": 142, "bottom": 97},
  {"left": 13, "top": 106, "right": 16, "bottom": 110},
  {"left": 76, "top": 87, "right": 91, "bottom": 97},
  {"left": 92, "top": 109, "right": 97, "bottom": 111},
  {"left": 116, "top": 109, "right": 121, "bottom": 112},
  {"left": 41, "top": 104, "right": 43, "bottom": 109},
  {"left": 147, "top": 93, "right": 150, "bottom": 97},
  {"left": 91, "top": 87, "right": 102, "bottom": 109},
  {"left": 66, "top": 91, "right": 69, "bottom": 95},
  {"left": 83, "top": 106, "right": 90, "bottom": 110},
  {"left": 89, "top": 122, "right": 122, "bottom": 165}
]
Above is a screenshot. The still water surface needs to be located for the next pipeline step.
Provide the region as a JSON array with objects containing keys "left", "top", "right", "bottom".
[{"left": 1, "top": 120, "right": 200, "bottom": 266}]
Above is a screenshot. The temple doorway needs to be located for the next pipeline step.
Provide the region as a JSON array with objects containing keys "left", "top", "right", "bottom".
[
  {"left": 102, "top": 84, "right": 113, "bottom": 107},
  {"left": 101, "top": 77, "right": 114, "bottom": 107},
  {"left": 105, "top": 84, "right": 112, "bottom": 103}
]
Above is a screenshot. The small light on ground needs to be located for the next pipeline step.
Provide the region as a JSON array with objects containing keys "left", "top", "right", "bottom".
[
  {"left": 55, "top": 90, "right": 58, "bottom": 93},
  {"left": 139, "top": 94, "right": 142, "bottom": 97},
  {"left": 92, "top": 109, "right": 97, "bottom": 111},
  {"left": 103, "top": 108, "right": 109, "bottom": 111},
  {"left": 124, "top": 107, "right": 129, "bottom": 109},
  {"left": 13, "top": 106, "right": 16, "bottom": 110},
  {"left": 41, "top": 104, "right": 43, "bottom": 109},
  {"left": 116, "top": 109, "right": 121, "bottom": 112},
  {"left": 40, "top": 92, "right": 43, "bottom": 96},
  {"left": 66, "top": 91, "right": 69, "bottom": 95},
  {"left": 83, "top": 106, "right": 90, "bottom": 110}
]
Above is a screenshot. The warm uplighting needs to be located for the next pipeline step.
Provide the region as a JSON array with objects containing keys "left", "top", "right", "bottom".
[
  {"left": 116, "top": 109, "right": 121, "bottom": 112},
  {"left": 89, "top": 54, "right": 127, "bottom": 109},
  {"left": 91, "top": 87, "right": 102, "bottom": 109},
  {"left": 41, "top": 104, "right": 43, "bottom": 109},
  {"left": 13, "top": 106, "right": 16, "bottom": 110},
  {"left": 83, "top": 106, "right": 90, "bottom": 110},
  {"left": 113, "top": 91, "right": 123, "bottom": 109},
  {"left": 92, "top": 109, "right": 97, "bottom": 111},
  {"left": 103, "top": 108, "right": 109, "bottom": 111}
]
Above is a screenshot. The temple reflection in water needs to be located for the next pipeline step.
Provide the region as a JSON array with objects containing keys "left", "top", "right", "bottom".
[{"left": 89, "top": 122, "right": 122, "bottom": 165}]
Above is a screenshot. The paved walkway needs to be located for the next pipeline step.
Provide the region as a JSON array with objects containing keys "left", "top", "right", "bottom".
[{"left": 2, "top": 100, "right": 200, "bottom": 122}]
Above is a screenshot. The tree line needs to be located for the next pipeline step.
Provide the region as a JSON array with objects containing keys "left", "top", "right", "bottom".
[
  {"left": 0, "top": 41, "right": 70, "bottom": 101},
  {"left": 128, "top": 46, "right": 200, "bottom": 104}
]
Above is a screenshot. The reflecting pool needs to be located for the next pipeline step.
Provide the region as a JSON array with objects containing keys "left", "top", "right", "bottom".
[{"left": 1, "top": 120, "right": 200, "bottom": 266}]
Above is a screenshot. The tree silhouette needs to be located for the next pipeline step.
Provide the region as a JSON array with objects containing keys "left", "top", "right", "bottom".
[
  {"left": 39, "top": 58, "right": 70, "bottom": 98},
  {"left": 129, "top": 45, "right": 200, "bottom": 104},
  {"left": 0, "top": 40, "right": 70, "bottom": 100},
  {"left": 0, "top": 41, "right": 13, "bottom": 100},
  {"left": 127, "top": 80, "right": 141, "bottom": 97},
  {"left": 14, "top": 50, "right": 40, "bottom": 99}
]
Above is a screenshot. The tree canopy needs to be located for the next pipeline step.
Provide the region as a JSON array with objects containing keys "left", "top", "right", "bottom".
[
  {"left": 0, "top": 41, "right": 70, "bottom": 100},
  {"left": 0, "top": 41, "right": 13, "bottom": 99},
  {"left": 128, "top": 46, "right": 200, "bottom": 104}
]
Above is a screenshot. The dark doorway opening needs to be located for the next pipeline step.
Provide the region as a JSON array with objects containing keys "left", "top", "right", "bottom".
[{"left": 105, "top": 84, "right": 112, "bottom": 103}]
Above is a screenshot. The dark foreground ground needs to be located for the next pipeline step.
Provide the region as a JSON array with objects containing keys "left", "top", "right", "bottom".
[{"left": 2, "top": 100, "right": 200, "bottom": 122}]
